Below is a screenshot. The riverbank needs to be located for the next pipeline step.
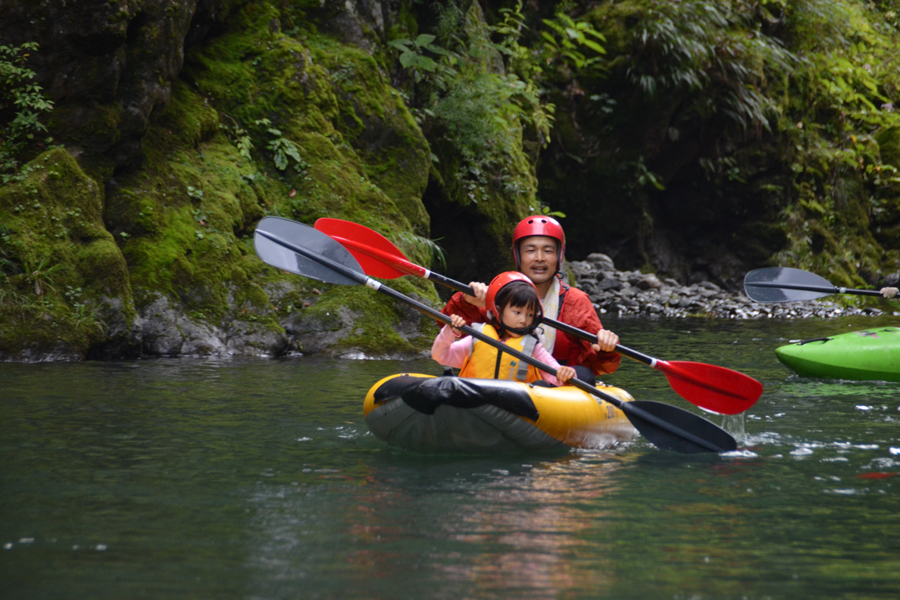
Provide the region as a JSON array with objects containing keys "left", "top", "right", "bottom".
[{"left": 568, "top": 254, "right": 897, "bottom": 320}]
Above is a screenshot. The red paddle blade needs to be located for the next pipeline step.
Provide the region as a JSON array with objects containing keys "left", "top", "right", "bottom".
[
  {"left": 656, "top": 361, "right": 763, "bottom": 415},
  {"left": 314, "top": 218, "right": 421, "bottom": 279}
]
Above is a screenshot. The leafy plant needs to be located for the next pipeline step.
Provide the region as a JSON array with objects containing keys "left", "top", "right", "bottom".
[
  {"left": 222, "top": 114, "right": 253, "bottom": 161},
  {"left": 0, "top": 42, "right": 54, "bottom": 181},
  {"left": 186, "top": 185, "right": 204, "bottom": 200},
  {"left": 388, "top": 35, "right": 451, "bottom": 84},
  {"left": 488, "top": 1, "right": 556, "bottom": 145},
  {"left": 534, "top": 204, "right": 566, "bottom": 219},
  {"left": 70, "top": 300, "right": 107, "bottom": 336},
  {"left": 12, "top": 257, "right": 67, "bottom": 299},
  {"left": 395, "top": 231, "right": 447, "bottom": 272},
  {"left": 255, "top": 119, "right": 305, "bottom": 172},
  {"left": 623, "top": 0, "right": 796, "bottom": 132},
  {"left": 540, "top": 12, "right": 607, "bottom": 72}
]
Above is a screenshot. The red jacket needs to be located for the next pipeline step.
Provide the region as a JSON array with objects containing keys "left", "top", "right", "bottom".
[{"left": 440, "top": 276, "right": 621, "bottom": 375}]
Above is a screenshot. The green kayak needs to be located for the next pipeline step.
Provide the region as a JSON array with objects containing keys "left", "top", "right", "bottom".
[{"left": 775, "top": 327, "right": 900, "bottom": 382}]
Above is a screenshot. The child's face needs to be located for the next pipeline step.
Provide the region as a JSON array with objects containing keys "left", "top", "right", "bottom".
[{"left": 500, "top": 303, "right": 535, "bottom": 334}]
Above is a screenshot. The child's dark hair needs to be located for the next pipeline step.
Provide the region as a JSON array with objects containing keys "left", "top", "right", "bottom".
[{"left": 493, "top": 281, "right": 543, "bottom": 335}]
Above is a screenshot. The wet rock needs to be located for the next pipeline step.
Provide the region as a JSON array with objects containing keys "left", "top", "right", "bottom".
[
  {"left": 586, "top": 253, "right": 616, "bottom": 272},
  {"left": 567, "top": 261, "right": 595, "bottom": 280},
  {"left": 594, "top": 278, "right": 625, "bottom": 292},
  {"left": 635, "top": 274, "right": 662, "bottom": 290},
  {"left": 140, "top": 294, "right": 224, "bottom": 357},
  {"left": 138, "top": 293, "right": 290, "bottom": 357},
  {"left": 89, "top": 296, "right": 143, "bottom": 359}
]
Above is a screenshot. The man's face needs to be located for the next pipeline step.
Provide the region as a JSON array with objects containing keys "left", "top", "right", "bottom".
[{"left": 518, "top": 236, "right": 559, "bottom": 286}]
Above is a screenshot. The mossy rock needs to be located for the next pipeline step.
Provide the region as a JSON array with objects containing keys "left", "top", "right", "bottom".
[
  {"left": 0, "top": 148, "right": 138, "bottom": 359},
  {"left": 96, "top": 4, "right": 442, "bottom": 358}
]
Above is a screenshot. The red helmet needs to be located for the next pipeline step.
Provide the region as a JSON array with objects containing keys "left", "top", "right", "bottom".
[
  {"left": 512, "top": 216, "right": 566, "bottom": 272},
  {"left": 485, "top": 271, "right": 543, "bottom": 326}
]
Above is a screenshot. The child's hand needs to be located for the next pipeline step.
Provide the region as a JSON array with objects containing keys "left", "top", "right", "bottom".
[
  {"left": 449, "top": 314, "right": 466, "bottom": 334},
  {"left": 556, "top": 366, "right": 576, "bottom": 383}
]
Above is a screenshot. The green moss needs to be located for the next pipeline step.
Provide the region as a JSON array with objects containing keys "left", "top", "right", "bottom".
[
  {"left": 301, "top": 278, "right": 439, "bottom": 355},
  {"left": 0, "top": 149, "right": 135, "bottom": 358}
]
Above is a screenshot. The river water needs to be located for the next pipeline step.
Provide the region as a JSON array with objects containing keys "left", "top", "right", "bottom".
[{"left": 2, "top": 315, "right": 899, "bottom": 599}]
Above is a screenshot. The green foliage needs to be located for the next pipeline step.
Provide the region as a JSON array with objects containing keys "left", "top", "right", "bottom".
[
  {"left": 25, "top": 257, "right": 64, "bottom": 298},
  {"left": 623, "top": 0, "right": 796, "bottom": 132},
  {"left": 488, "top": 1, "right": 556, "bottom": 146},
  {"left": 221, "top": 114, "right": 253, "bottom": 161},
  {"left": 254, "top": 118, "right": 306, "bottom": 172},
  {"left": 395, "top": 231, "right": 447, "bottom": 272},
  {"left": 0, "top": 42, "right": 54, "bottom": 183},
  {"left": 388, "top": 34, "right": 451, "bottom": 82},
  {"left": 772, "top": 0, "right": 900, "bottom": 275},
  {"left": 541, "top": 12, "right": 607, "bottom": 72},
  {"left": 387, "top": 0, "right": 608, "bottom": 207},
  {"left": 526, "top": 203, "right": 566, "bottom": 219}
]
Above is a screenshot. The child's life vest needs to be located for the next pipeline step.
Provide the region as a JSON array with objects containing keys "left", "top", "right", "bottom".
[{"left": 459, "top": 323, "right": 543, "bottom": 383}]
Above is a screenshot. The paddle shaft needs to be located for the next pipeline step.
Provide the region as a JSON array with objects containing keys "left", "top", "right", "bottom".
[
  {"left": 329, "top": 234, "right": 658, "bottom": 365},
  {"left": 745, "top": 281, "right": 882, "bottom": 297},
  {"left": 257, "top": 229, "right": 731, "bottom": 453}
]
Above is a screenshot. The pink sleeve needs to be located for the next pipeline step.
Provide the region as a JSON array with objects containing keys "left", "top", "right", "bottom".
[
  {"left": 431, "top": 325, "right": 473, "bottom": 368},
  {"left": 533, "top": 342, "right": 563, "bottom": 386}
]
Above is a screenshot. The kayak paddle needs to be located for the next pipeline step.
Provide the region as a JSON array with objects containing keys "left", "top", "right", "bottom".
[
  {"left": 254, "top": 216, "right": 738, "bottom": 454},
  {"left": 744, "top": 267, "right": 885, "bottom": 303},
  {"left": 314, "top": 217, "right": 762, "bottom": 415}
]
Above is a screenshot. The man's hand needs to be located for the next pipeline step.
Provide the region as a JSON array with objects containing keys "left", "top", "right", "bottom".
[
  {"left": 591, "top": 329, "right": 619, "bottom": 353},
  {"left": 463, "top": 282, "right": 488, "bottom": 307}
]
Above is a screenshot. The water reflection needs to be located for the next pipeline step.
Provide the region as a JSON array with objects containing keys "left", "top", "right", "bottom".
[
  {"left": 242, "top": 452, "right": 632, "bottom": 598},
  {"left": 426, "top": 455, "right": 627, "bottom": 597}
]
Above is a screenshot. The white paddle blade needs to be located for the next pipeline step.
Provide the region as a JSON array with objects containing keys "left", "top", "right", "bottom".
[
  {"left": 254, "top": 217, "right": 363, "bottom": 286},
  {"left": 743, "top": 267, "right": 832, "bottom": 302}
]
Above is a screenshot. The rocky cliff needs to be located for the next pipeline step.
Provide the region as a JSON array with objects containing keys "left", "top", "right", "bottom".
[{"left": 0, "top": 0, "right": 543, "bottom": 361}]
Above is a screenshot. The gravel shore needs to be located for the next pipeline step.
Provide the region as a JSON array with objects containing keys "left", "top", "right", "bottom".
[{"left": 568, "top": 254, "right": 896, "bottom": 319}]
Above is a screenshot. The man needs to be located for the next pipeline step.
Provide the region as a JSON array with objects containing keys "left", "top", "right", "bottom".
[{"left": 441, "top": 216, "right": 620, "bottom": 382}]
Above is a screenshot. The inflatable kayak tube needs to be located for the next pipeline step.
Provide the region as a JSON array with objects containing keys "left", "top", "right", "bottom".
[
  {"left": 775, "top": 327, "right": 900, "bottom": 383},
  {"left": 363, "top": 373, "right": 638, "bottom": 453}
]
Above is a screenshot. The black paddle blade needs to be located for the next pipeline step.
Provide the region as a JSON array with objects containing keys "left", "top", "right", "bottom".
[
  {"left": 623, "top": 401, "right": 737, "bottom": 454},
  {"left": 254, "top": 217, "right": 363, "bottom": 286},
  {"left": 743, "top": 267, "right": 832, "bottom": 302}
]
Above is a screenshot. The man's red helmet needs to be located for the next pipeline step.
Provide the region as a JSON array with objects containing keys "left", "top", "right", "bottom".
[
  {"left": 485, "top": 271, "right": 543, "bottom": 325},
  {"left": 512, "top": 216, "right": 566, "bottom": 272}
]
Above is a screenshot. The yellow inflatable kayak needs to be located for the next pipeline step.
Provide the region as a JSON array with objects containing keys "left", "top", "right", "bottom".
[{"left": 363, "top": 373, "right": 638, "bottom": 453}]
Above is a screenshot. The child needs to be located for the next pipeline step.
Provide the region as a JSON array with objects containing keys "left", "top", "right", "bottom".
[{"left": 432, "top": 272, "right": 577, "bottom": 386}]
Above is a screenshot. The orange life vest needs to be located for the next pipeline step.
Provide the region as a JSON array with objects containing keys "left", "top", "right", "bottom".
[{"left": 459, "top": 324, "right": 543, "bottom": 383}]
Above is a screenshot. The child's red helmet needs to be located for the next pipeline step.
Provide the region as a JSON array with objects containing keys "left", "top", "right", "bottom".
[
  {"left": 512, "top": 216, "right": 566, "bottom": 272},
  {"left": 485, "top": 271, "right": 543, "bottom": 327}
]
